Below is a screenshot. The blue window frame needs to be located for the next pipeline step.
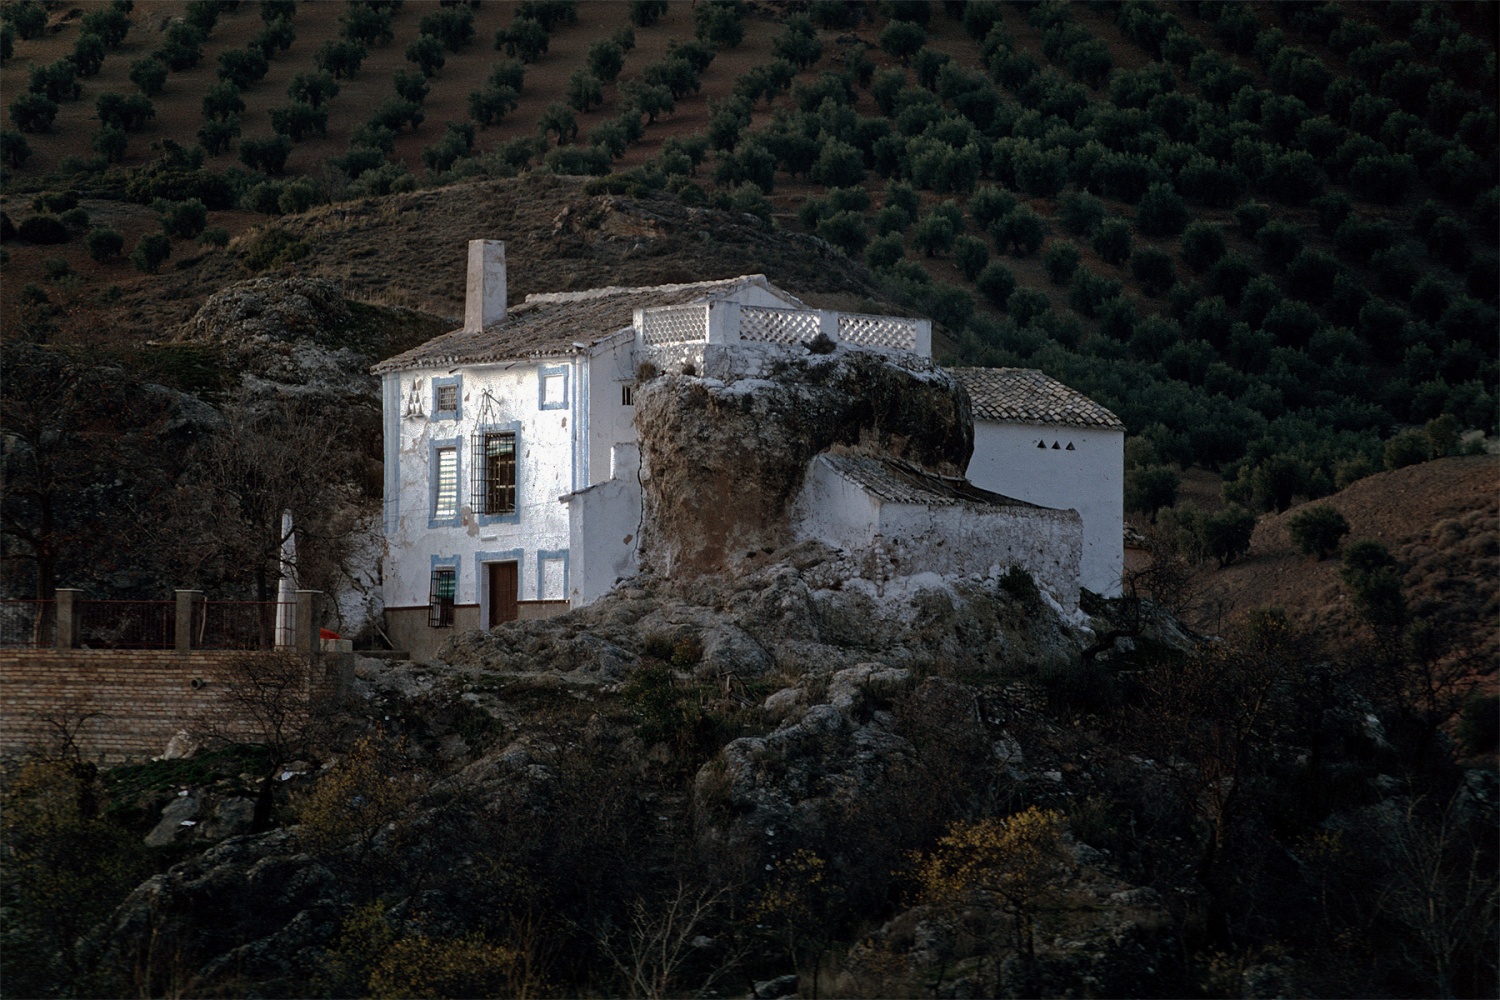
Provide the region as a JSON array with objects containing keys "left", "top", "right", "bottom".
[
  {"left": 538, "top": 364, "right": 569, "bottom": 411},
  {"left": 471, "top": 420, "right": 522, "bottom": 526},
  {"left": 432, "top": 375, "right": 463, "bottom": 421},
  {"left": 429, "top": 437, "right": 462, "bottom": 528}
]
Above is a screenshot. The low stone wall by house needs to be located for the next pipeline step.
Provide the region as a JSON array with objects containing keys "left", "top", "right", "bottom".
[{"left": 0, "top": 649, "right": 347, "bottom": 764}]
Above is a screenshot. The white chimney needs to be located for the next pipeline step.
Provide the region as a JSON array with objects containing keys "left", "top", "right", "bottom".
[{"left": 464, "top": 239, "right": 506, "bottom": 331}]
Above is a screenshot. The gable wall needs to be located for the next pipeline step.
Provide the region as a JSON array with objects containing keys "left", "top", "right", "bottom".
[
  {"left": 383, "top": 361, "right": 576, "bottom": 654},
  {"left": 966, "top": 421, "right": 1124, "bottom": 596}
]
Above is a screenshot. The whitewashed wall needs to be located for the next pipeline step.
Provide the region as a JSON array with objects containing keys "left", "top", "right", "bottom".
[
  {"left": 966, "top": 422, "right": 1124, "bottom": 596},
  {"left": 381, "top": 360, "right": 575, "bottom": 619},
  {"left": 565, "top": 443, "right": 642, "bottom": 606},
  {"left": 791, "top": 457, "right": 1084, "bottom": 611},
  {"left": 586, "top": 332, "right": 639, "bottom": 486}
]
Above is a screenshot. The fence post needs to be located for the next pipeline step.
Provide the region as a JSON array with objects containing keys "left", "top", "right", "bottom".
[
  {"left": 175, "top": 590, "right": 203, "bottom": 654},
  {"left": 295, "top": 590, "right": 322, "bottom": 657},
  {"left": 820, "top": 310, "right": 839, "bottom": 344},
  {"left": 54, "top": 589, "right": 81, "bottom": 649}
]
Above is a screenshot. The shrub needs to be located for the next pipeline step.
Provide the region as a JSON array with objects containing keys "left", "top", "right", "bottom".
[
  {"left": 1284, "top": 250, "right": 1340, "bottom": 305},
  {"left": 1233, "top": 200, "right": 1272, "bottom": 239},
  {"left": 129, "top": 57, "right": 168, "bottom": 97},
  {"left": 16, "top": 215, "right": 68, "bottom": 244},
  {"left": 315, "top": 39, "right": 366, "bottom": 79},
  {"left": 1007, "top": 287, "right": 1051, "bottom": 326},
  {"left": 270, "top": 102, "right": 328, "bottom": 141},
  {"left": 156, "top": 198, "right": 207, "bottom": 239},
  {"left": 630, "top": 0, "right": 669, "bottom": 27},
  {"left": 419, "top": 7, "right": 475, "bottom": 52},
  {"left": 880, "top": 20, "right": 925, "bottom": 64},
  {"left": 277, "top": 178, "right": 318, "bottom": 214},
  {"left": 252, "top": 18, "right": 296, "bottom": 59},
  {"left": 1256, "top": 219, "right": 1303, "bottom": 269},
  {"left": 1058, "top": 190, "right": 1104, "bottom": 236},
  {"left": 1042, "top": 241, "right": 1079, "bottom": 285},
  {"left": 85, "top": 225, "right": 125, "bottom": 262},
  {"left": 198, "top": 116, "right": 240, "bottom": 155},
  {"left": 157, "top": 23, "right": 205, "bottom": 71},
  {"left": 1125, "top": 465, "right": 1180, "bottom": 518},
  {"left": 1130, "top": 246, "right": 1176, "bottom": 297},
  {"left": 1135, "top": 183, "right": 1188, "bottom": 238},
  {"left": 940, "top": 235, "right": 985, "bottom": 283},
  {"left": 811, "top": 138, "right": 865, "bottom": 188},
  {"left": 10, "top": 93, "right": 58, "bottom": 133},
  {"left": 1092, "top": 218, "right": 1131, "bottom": 266},
  {"left": 392, "top": 70, "right": 428, "bottom": 106},
  {"left": 866, "top": 233, "right": 904, "bottom": 270},
  {"left": 773, "top": 14, "right": 822, "bottom": 69},
  {"left": 587, "top": 39, "right": 625, "bottom": 83},
  {"left": 816, "top": 211, "right": 868, "bottom": 257},
  {"left": 976, "top": 261, "right": 1016, "bottom": 307},
  {"left": 543, "top": 144, "right": 610, "bottom": 176},
  {"left": 198, "top": 226, "right": 229, "bottom": 248},
  {"left": 995, "top": 209, "right": 1045, "bottom": 257},
  {"left": 5, "top": 0, "right": 46, "bottom": 40},
  {"left": 694, "top": 1, "right": 745, "bottom": 48},
  {"left": 0, "top": 128, "right": 29, "bottom": 167},
  {"left": 1205, "top": 252, "right": 1256, "bottom": 306},
  {"left": 130, "top": 232, "right": 171, "bottom": 273},
  {"left": 406, "top": 34, "right": 445, "bottom": 77},
  {"left": 340, "top": 3, "right": 393, "bottom": 47},
  {"left": 1288, "top": 505, "right": 1349, "bottom": 559},
  {"left": 468, "top": 85, "right": 519, "bottom": 127},
  {"left": 368, "top": 98, "right": 422, "bottom": 135},
  {"left": 240, "top": 135, "right": 292, "bottom": 175},
  {"left": 1383, "top": 428, "right": 1428, "bottom": 470},
  {"left": 495, "top": 16, "right": 550, "bottom": 63},
  {"left": 1198, "top": 504, "right": 1256, "bottom": 567},
  {"left": 911, "top": 212, "right": 955, "bottom": 256},
  {"left": 288, "top": 71, "right": 339, "bottom": 108},
  {"left": 202, "top": 82, "right": 244, "bottom": 122},
  {"left": 1179, "top": 222, "right": 1225, "bottom": 273},
  {"left": 218, "top": 47, "right": 269, "bottom": 89}
]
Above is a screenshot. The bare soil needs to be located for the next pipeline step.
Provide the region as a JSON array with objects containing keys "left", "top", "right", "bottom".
[{"left": 1199, "top": 455, "right": 1499, "bottom": 672}]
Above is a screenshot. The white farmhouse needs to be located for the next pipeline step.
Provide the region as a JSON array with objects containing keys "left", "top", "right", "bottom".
[
  {"left": 373, "top": 240, "right": 1123, "bottom": 659},
  {"left": 949, "top": 368, "right": 1126, "bottom": 597}
]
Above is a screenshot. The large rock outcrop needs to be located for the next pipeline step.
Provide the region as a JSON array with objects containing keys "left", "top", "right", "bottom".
[{"left": 633, "top": 349, "right": 974, "bottom": 576}]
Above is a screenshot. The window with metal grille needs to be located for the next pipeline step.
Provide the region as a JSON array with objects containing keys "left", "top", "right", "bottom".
[
  {"left": 435, "top": 382, "right": 459, "bottom": 416},
  {"left": 621, "top": 383, "right": 634, "bottom": 406},
  {"left": 472, "top": 431, "right": 516, "bottom": 515},
  {"left": 434, "top": 447, "right": 458, "bottom": 520},
  {"left": 428, "top": 567, "right": 456, "bottom": 627}
]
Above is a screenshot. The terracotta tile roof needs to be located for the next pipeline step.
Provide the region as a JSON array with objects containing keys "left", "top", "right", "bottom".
[
  {"left": 947, "top": 367, "right": 1124, "bottom": 430},
  {"left": 819, "top": 454, "right": 1035, "bottom": 509},
  {"left": 372, "top": 274, "right": 795, "bottom": 374}
]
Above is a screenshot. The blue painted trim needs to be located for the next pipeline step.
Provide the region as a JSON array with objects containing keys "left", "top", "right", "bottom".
[
  {"left": 428, "top": 437, "right": 462, "bottom": 529},
  {"left": 383, "top": 374, "right": 400, "bottom": 534},
  {"left": 538, "top": 364, "right": 569, "bottom": 411},
  {"left": 432, "top": 374, "right": 463, "bottom": 421},
  {"left": 537, "top": 548, "right": 569, "bottom": 602},
  {"left": 474, "top": 420, "right": 523, "bottom": 526},
  {"left": 476, "top": 549, "right": 524, "bottom": 627}
]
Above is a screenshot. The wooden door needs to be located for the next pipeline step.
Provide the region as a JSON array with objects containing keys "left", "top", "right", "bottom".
[{"left": 488, "top": 561, "right": 518, "bottom": 626}]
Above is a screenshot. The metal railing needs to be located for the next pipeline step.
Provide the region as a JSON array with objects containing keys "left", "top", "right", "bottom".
[
  {"left": 195, "top": 600, "right": 297, "bottom": 650},
  {"left": 0, "top": 600, "right": 55, "bottom": 648},
  {"left": 76, "top": 600, "right": 174, "bottom": 649}
]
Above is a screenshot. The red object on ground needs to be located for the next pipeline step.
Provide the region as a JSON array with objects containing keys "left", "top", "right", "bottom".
[{"left": 319, "top": 627, "right": 342, "bottom": 640}]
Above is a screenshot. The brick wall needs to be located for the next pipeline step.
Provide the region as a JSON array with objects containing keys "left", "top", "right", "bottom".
[{"left": 0, "top": 649, "right": 347, "bottom": 764}]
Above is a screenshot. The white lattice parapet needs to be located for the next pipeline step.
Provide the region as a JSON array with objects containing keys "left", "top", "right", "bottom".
[
  {"left": 838, "top": 312, "right": 919, "bottom": 351},
  {"left": 738, "top": 305, "right": 822, "bottom": 345},
  {"left": 639, "top": 304, "right": 709, "bottom": 345}
]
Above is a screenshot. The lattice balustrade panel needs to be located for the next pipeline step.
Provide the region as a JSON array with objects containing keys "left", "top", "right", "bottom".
[
  {"left": 739, "top": 306, "right": 821, "bottom": 344},
  {"left": 640, "top": 304, "right": 708, "bottom": 345},
  {"left": 838, "top": 313, "right": 917, "bottom": 350}
]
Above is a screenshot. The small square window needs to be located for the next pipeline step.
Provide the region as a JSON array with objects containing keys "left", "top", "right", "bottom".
[
  {"left": 544, "top": 374, "right": 565, "bottom": 406},
  {"left": 436, "top": 383, "right": 458, "bottom": 414}
]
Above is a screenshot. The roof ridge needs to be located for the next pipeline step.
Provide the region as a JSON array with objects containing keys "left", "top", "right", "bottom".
[{"left": 522, "top": 274, "right": 767, "bottom": 305}]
